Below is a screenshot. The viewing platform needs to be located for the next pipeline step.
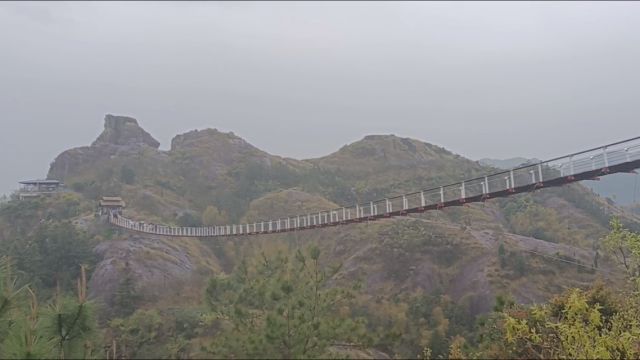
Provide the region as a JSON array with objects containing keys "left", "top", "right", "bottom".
[{"left": 18, "top": 179, "right": 63, "bottom": 200}]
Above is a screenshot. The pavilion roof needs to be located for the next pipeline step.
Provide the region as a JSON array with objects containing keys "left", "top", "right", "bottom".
[
  {"left": 19, "top": 179, "right": 61, "bottom": 185},
  {"left": 99, "top": 196, "right": 126, "bottom": 207}
]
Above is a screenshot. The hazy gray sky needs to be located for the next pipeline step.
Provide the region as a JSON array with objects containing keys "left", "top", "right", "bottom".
[{"left": 2, "top": 1, "right": 640, "bottom": 196}]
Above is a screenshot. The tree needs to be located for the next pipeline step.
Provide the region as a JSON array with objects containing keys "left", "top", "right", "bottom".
[
  {"left": 0, "top": 285, "right": 52, "bottom": 359},
  {"left": 427, "top": 329, "right": 448, "bottom": 358},
  {"left": 120, "top": 165, "right": 136, "bottom": 185},
  {"left": 108, "top": 309, "right": 164, "bottom": 359},
  {"left": 176, "top": 212, "right": 202, "bottom": 227},
  {"left": 0, "top": 263, "right": 99, "bottom": 359},
  {"left": 113, "top": 262, "right": 140, "bottom": 318},
  {"left": 493, "top": 294, "right": 515, "bottom": 313},
  {"left": 204, "top": 246, "right": 369, "bottom": 359},
  {"left": 0, "top": 257, "right": 27, "bottom": 343},
  {"left": 513, "top": 254, "right": 526, "bottom": 276},
  {"left": 41, "top": 265, "right": 98, "bottom": 359},
  {"left": 201, "top": 205, "right": 228, "bottom": 226},
  {"left": 474, "top": 221, "right": 640, "bottom": 359},
  {"left": 500, "top": 287, "right": 640, "bottom": 359},
  {"left": 602, "top": 217, "right": 640, "bottom": 280},
  {"left": 498, "top": 243, "right": 506, "bottom": 268},
  {"left": 21, "top": 222, "right": 95, "bottom": 291}
]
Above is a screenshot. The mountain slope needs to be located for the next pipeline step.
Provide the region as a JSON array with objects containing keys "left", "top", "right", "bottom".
[{"left": 4, "top": 113, "right": 634, "bottom": 318}]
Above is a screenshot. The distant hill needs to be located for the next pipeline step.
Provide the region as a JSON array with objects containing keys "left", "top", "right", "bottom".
[
  {"left": 478, "top": 157, "right": 541, "bottom": 170},
  {"left": 582, "top": 173, "right": 639, "bottom": 206},
  {"left": 480, "top": 157, "right": 640, "bottom": 206}
]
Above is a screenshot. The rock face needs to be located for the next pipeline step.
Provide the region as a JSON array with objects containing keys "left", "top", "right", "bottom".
[
  {"left": 88, "top": 232, "right": 220, "bottom": 312},
  {"left": 92, "top": 114, "right": 160, "bottom": 148},
  {"left": 169, "top": 128, "right": 305, "bottom": 184},
  {"left": 48, "top": 115, "right": 161, "bottom": 180},
  {"left": 170, "top": 129, "right": 269, "bottom": 183},
  {"left": 171, "top": 128, "right": 254, "bottom": 155}
]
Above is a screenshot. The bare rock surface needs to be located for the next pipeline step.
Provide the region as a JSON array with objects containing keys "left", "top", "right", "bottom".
[
  {"left": 88, "top": 233, "right": 219, "bottom": 312},
  {"left": 92, "top": 114, "right": 160, "bottom": 148}
]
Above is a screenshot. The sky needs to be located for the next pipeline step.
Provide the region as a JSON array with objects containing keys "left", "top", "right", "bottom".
[{"left": 1, "top": 1, "right": 640, "bottom": 196}]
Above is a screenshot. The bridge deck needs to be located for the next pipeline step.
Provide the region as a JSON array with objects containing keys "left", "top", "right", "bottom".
[{"left": 109, "top": 136, "right": 640, "bottom": 237}]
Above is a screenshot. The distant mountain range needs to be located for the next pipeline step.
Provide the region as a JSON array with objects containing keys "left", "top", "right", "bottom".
[
  {"left": 478, "top": 157, "right": 542, "bottom": 170},
  {"left": 479, "top": 157, "right": 640, "bottom": 206}
]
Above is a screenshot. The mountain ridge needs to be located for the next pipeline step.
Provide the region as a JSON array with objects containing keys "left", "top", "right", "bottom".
[{"left": 5, "top": 113, "right": 635, "bottom": 338}]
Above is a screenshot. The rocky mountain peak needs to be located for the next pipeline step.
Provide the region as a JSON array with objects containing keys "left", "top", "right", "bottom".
[
  {"left": 319, "top": 134, "right": 452, "bottom": 165},
  {"left": 170, "top": 128, "right": 252, "bottom": 153},
  {"left": 91, "top": 114, "right": 160, "bottom": 149}
]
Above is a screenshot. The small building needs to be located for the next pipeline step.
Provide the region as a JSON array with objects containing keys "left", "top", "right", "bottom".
[
  {"left": 18, "top": 179, "right": 62, "bottom": 199},
  {"left": 98, "top": 196, "right": 126, "bottom": 216}
]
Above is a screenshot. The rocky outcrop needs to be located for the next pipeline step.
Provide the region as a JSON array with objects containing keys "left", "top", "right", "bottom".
[
  {"left": 48, "top": 114, "right": 161, "bottom": 180},
  {"left": 171, "top": 128, "right": 255, "bottom": 155},
  {"left": 88, "top": 233, "right": 220, "bottom": 313},
  {"left": 169, "top": 129, "right": 268, "bottom": 182},
  {"left": 92, "top": 114, "right": 160, "bottom": 148},
  {"left": 168, "top": 129, "right": 306, "bottom": 185}
]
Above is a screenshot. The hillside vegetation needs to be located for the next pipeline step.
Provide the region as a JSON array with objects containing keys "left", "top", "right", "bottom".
[{"left": 1, "top": 114, "right": 639, "bottom": 358}]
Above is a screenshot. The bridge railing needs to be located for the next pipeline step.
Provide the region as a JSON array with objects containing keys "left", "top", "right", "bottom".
[
  {"left": 273, "top": 135, "right": 640, "bottom": 227},
  {"left": 109, "top": 136, "right": 640, "bottom": 237}
]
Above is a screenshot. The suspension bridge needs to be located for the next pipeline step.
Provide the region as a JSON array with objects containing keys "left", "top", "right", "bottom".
[{"left": 108, "top": 136, "right": 640, "bottom": 237}]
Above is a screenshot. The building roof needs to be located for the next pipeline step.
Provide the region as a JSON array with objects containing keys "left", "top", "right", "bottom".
[
  {"left": 99, "top": 196, "right": 126, "bottom": 207},
  {"left": 19, "top": 179, "right": 61, "bottom": 185}
]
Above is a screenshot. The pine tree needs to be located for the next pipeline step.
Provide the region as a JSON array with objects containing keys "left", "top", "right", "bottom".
[
  {"left": 204, "top": 246, "right": 369, "bottom": 358},
  {"left": 498, "top": 243, "right": 506, "bottom": 268},
  {"left": 113, "top": 262, "right": 140, "bottom": 318},
  {"left": 1, "top": 262, "right": 99, "bottom": 359},
  {"left": 42, "top": 265, "right": 98, "bottom": 359}
]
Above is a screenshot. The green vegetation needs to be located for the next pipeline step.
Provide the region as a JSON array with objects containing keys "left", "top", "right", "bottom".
[
  {"left": 1, "top": 216, "right": 639, "bottom": 359},
  {"left": 204, "top": 247, "right": 370, "bottom": 358},
  {"left": 113, "top": 262, "right": 140, "bottom": 318},
  {"left": 0, "top": 195, "right": 97, "bottom": 293},
  {"left": 0, "top": 262, "right": 99, "bottom": 359},
  {"left": 471, "top": 283, "right": 640, "bottom": 359},
  {"left": 201, "top": 205, "right": 229, "bottom": 226},
  {"left": 176, "top": 211, "right": 202, "bottom": 227},
  {"left": 120, "top": 165, "right": 136, "bottom": 185},
  {"left": 501, "top": 195, "right": 579, "bottom": 244}
]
